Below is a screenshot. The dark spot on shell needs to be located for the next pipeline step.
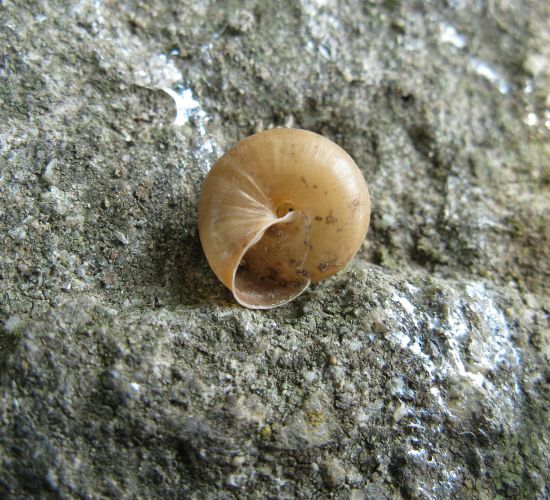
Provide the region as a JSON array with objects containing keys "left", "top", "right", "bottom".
[
  {"left": 266, "top": 267, "right": 279, "bottom": 280},
  {"left": 326, "top": 214, "right": 338, "bottom": 224},
  {"left": 318, "top": 257, "right": 337, "bottom": 273},
  {"left": 324, "top": 190, "right": 328, "bottom": 195},
  {"left": 336, "top": 228, "right": 343, "bottom": 232},
  {"left": 313, "top": 184, "right": 318, "bottom": 189},
  {"left": 300, "top": 176, "right": 308, "bottom": 186},
  {"left": 314, "top": 216, "right": 323, "bottom": 222},
  {"left": 349, "top": 198, "right": 360, "bottom": 212}
]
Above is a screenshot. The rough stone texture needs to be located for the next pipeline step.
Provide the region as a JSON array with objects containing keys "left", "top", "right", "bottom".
[{"left": 1, "top": 0, "right": 549, "bottom": 498}]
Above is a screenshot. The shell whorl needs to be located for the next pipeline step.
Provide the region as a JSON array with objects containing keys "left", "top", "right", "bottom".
[{"left": 198, "top": 128, "right": 371, "bottom": 309}]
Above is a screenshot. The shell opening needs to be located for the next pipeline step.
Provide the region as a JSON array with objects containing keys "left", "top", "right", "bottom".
[{"left": 233, "top": 210, "right": 311, "bottom": 309}]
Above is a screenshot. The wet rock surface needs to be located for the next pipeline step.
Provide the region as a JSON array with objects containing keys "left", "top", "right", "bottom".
[{"left": 1, "top": 0, "right": 549, "bottom": 497}]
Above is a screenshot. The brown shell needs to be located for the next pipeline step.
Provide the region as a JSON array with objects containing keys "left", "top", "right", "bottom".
[{"left": 198, "top": 128, "right": 371, "bottom": 309}]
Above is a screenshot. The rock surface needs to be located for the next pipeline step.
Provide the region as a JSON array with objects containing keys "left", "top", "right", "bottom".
[{"left": 1, "top": 0, "right": 549, "bottom": 497}]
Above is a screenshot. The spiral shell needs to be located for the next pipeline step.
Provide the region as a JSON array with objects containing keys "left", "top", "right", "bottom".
[{"left": 198, "top": 128, "right": 371, "bottom": 309}]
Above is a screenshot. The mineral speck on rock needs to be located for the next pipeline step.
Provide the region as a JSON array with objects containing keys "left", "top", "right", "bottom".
[
  {"left": 0, "top": 0, "right": 549, "bottom": 498},
  {"left": 324, "top": 458, "right": 347, "bottom": 488}
]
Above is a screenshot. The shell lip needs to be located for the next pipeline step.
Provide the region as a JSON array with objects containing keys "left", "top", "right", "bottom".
[{"left": 230, "top": 210, "right": 312, "bottom": 309}]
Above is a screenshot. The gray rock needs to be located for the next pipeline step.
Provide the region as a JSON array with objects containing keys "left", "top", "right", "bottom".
[
  {"left": 0, "top": 0, "right": 548, "bottom": 498},
  {"left": 324, "top": 458, "right": 347, "bottom": 488}
]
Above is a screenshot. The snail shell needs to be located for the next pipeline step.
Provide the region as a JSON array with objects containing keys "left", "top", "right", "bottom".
[{"left": 198, "top": 128, "right": 371, "bottom": 309}]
